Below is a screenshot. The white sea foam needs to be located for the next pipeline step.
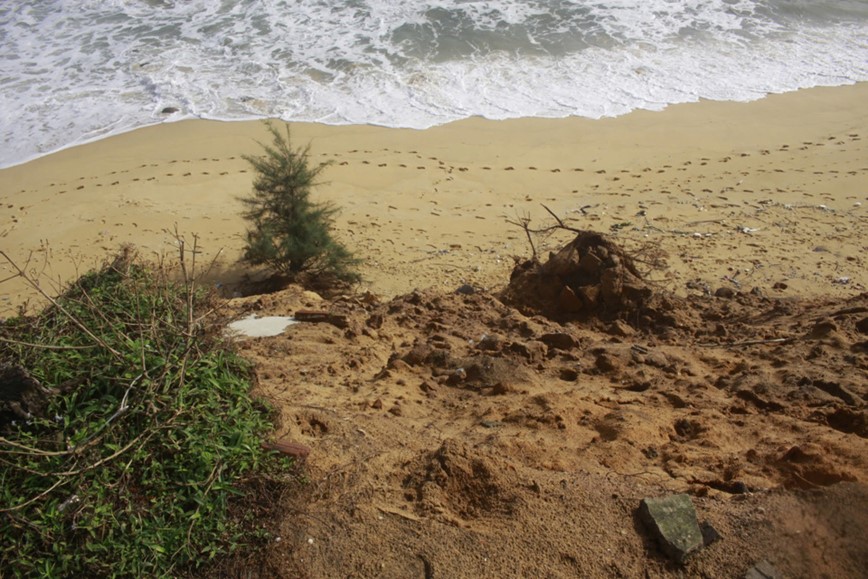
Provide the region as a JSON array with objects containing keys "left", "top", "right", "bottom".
[{"left": 1, "top": 0, "right": 867, "bottom": 168}]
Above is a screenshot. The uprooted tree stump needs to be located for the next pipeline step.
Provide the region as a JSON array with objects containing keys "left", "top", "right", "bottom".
[{"left": 501, "top": 231, "right": 680, "bottom": 329}]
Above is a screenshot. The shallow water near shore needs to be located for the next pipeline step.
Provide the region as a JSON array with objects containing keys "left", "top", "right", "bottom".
[{"left": 2, "top": 0, "right": 867, "bottom": 168}]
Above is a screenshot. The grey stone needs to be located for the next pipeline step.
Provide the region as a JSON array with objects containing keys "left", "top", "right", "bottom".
[
  {"left": 700, "top": 522, "right": 722, "bottom": 546},
  {"left": 639, "top": 494, "right": 704, "bottom": 564},
  {"left": 744, "top": 559, "right": 782, "bottom": 579}
]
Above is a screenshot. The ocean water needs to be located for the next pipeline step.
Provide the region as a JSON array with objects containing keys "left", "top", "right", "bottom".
[{"left": 1, "top": 0, "right": 867, "bottom": 168}]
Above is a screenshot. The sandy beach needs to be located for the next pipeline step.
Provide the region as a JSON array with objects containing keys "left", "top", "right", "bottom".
[
  {"left": 2, "top": 83, "right": 867, "bottom": 315},
  {"left": 3, "top": 84, "right": 868, "bottom": 577}
]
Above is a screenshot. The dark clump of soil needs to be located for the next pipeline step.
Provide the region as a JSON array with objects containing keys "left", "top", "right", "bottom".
[{"left": 501, "top": 231, "right": 686, "bottom": 331}]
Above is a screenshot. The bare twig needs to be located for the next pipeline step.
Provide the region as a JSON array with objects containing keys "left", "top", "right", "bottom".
[
  {"left": 699, "top": 337, "right": 795, "bottom": 348},
  {"left": 0, "top": 251, "right": 123, "bottom": 359},
  {"left": 0, "top": 336, "right": 96, "bottom": 351},
  {"left": 541, "top": 204, "right": 582, "bottom": 234},
  {"left": 505, "top": 212, "right": 537, "bottom": 259},
  {"left": 0, "top": 437, "right": 75, "bottom": 457}
]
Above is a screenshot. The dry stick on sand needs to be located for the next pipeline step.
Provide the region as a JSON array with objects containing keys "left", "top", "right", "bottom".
[{"left": 699, "top": 337, "right": 796, "bottom": 348}]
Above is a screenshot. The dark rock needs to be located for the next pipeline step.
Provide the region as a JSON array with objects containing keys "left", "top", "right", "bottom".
[
  {"left": 366, "top": 313, "right": 384, "bottom": 329},
  {"left": 642, "top": 446, "right": 658, "bottom": 459},
  {"left": 403, "top": 342, "right": 435, "bottom": 366},
  {"left": 714, "top": 287, "right": 737, "bottom": 299},
  {"left": 487, "top": 382, "right": 512, "bottom": 396},
  {"left": 700, "top": 522, "right": 722, "bottom": 546},
  {"left": 419, "top": 381, "right": 437, "bottom": 395},
  {"left": 606, "top": 320, "right": 635, "bottom": 337},
  {"left": 455, "top": 284, "right": 476, "bottom": 295},
  {"left": 476, "top": 334, "right": 501, "bottom": 351},
  {"left": 855, "top": 316, "right": 868, "bottom": 335},
  {"left": 557, "top": 285, "right": 584, "bottom": 312},
  {"left": 161, "top": 106, "right": 179, "bottom": 114},
  {"left": 594, "top": 353, "right": 619, "bottom": 373},
  {"left": 826, "top": 408, "right": 868, "bottom": 438},
  {"left": 539, "top": 332, "right": 578, "bottom": 351},
  {"left": 446, "top": 367, "right": 467, "bottom": 385},
  {"left": 673, "top": 418, "right": 706, "bottom": 440},
  {"left": 744, "top": 560, "right": 782, "bottom": 579},
  {"left": 638, "top": 494, "right": 704, "bottom": 564},
  {"left": 772, "top": 281, "right": 788, "bottom": 290},
  {"left": 508, "top": 341, "right": 547, "bottom": 363},
  {"left": 559, "top": 368, "right": 579, "bottom": 381},
  {"left": 809, "top": 318, "right": 838, "bottom": 338}
]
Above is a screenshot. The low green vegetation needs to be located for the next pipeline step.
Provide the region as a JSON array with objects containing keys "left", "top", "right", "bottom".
[
  {"left": 0, "top": 246, "right": 291, "bottom": 577},
  {"left": 240, "top": 122, "right": 361, "bottom": 285}
]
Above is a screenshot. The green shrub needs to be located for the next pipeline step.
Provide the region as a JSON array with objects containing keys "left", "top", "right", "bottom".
[
  {"left": 240, "top": 122, "right": 360, "bottom": 285},
  {"left": 0, "top": 251, "right": 291, "bottom": 577}
]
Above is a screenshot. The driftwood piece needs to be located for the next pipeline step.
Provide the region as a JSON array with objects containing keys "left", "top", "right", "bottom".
[{"left": 294, "top": 309, "right": 349, "bottom": 328}]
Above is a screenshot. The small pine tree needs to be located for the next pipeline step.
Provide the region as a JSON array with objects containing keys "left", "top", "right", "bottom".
[{"left": 239, "top": 123, "right": 360, "bottom": 284}]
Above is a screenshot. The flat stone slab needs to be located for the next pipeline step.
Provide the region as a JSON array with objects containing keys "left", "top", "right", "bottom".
[
  {"left": 744, "top": 560, "right": 782, "bottom": 579},
  {"left": 639, "top": 493, "right": 704, "bottom": 564}
]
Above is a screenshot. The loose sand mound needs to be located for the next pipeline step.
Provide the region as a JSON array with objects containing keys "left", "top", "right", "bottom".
[{"left": 222, "top": 235, "right": 867, "bottom": 578}]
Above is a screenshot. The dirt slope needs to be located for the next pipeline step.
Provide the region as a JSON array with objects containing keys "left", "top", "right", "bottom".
[{"left": 226, "top": 240, "right": 868, "bottom": 578}]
